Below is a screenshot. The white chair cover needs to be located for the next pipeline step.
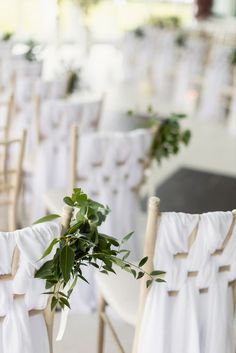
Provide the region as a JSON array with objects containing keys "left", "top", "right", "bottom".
[
  {"left": 31, "top": 96, "right": 102, "bottom": 220},
  {"left": 173, "top": 36, "right": 208, "bottom": 112},
  {"left": 151, "top": 30, "right": 177, "bottom": 101},
  {"left": 196, "top": 44, "right": 232, "bottom": 121},
  {"left": 0, "top": 221, "right": 60, "bottom": 353},
  {"left": 69, "top": 129, "right": 152, "bottom": 313},
  {"left": 138, "top": 211, "right": 236, "bottom": 353}
]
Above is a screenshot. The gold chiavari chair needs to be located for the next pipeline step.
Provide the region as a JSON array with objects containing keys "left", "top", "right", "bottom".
[
  {"left": 95, "top": 197, "right": 236, "bottom": 353},
  {"left": 0, "top": 204, "right": 73, "bottom": 353},
  {"left": 0, "top": 129, "right": 26, "bottom": 231}
]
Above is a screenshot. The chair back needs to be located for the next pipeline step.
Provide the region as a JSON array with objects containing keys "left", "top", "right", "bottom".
[
  {"left": 0, "top": 94, "right": 14, "bottom": 140},
  {"left": 33, "top": 94, "right": 104, "bottom": 146},
  {"left": 0, "top": 204, "right": 72, "bottom": 353},
  {"left": 133, "top": 198, "right": 236, "bottom": 353},
  {"left": 0, "top": 130, "right": 26, "bottom": 231},
  {"left": 69, "top": 126, "right": 153, "bottom": 256}
]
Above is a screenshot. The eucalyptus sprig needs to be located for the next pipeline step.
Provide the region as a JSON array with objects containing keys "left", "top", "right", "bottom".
[
  {"left": 35, "top": 188, "right": 165, "bottom": 310},
  {"left": 127, "top": 107, "right": 191, "bottom": 164},
  {"left": 148, "top": 110, "right": 191, "bottom": 163}
]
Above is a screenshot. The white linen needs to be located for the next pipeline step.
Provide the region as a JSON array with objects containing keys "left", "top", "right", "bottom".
[
  {"left": 138, "top": 211, "right": 235, "bottom": 353},
  {"left": 69, "top": 129, "right": 152, "bottom": 313},
  {"left": 196, "top": 45, "right": 232, "bottom": 121},
  {"left": 151, "top": 30, "right": 177, "bottom": 101},
  {"left": 173, "top": 36, "right": 208, "bottom": 112},
  {"left": 31, "top": 96, "right": 102, "bottom": 220},
  {"left": 0, "top": 222, "right": 60, "bottom": 353}
]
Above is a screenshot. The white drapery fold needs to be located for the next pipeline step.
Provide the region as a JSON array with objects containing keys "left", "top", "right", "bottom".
[
  {"left": 138, "top": 211, "right": 236, "bottom": 353},
  {"left": 0, "top": 222, "right": 60, "bottom": 353}
]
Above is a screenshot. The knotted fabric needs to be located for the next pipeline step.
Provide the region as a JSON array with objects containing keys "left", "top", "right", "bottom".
[
  {"left": 138, "top": 211, "right": 235, "bottom": 353},
  {"left": 0, "top": 222, "right": 60, "bottom": 353}
]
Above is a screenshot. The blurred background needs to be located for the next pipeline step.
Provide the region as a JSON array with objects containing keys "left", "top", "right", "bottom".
[{"left": 0, "top": 0, "right": 236, "bottom": 352}]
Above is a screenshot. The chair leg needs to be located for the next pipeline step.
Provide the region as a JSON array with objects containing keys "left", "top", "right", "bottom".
[{"left": 97, "top": 295, "right": 106, "bottom": 353}]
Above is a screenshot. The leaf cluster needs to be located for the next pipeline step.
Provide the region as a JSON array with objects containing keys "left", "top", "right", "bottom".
[
  {"left": 24, "top": 39, "right": 41, "bottom": 62},
  {"left": 35, "top": 188, "right": 165, "bottom": 310},
  {"left": 66, "top": 68, "right": 81, "bottom": 94},
  {"left": 175, "top": 31, "right": 188, "bottom": 48},
  {"left": 133, "top": 27, "right": 146, "bottom": 39},
  {"left": 127, "top": 107, "right": 191, "bottom": 164},
  {"left": 73, "top": 0, "right": 102, "bottom": 14},
  {"left": 2, "top": 32, "right": 13, "bottom": 41},
  {"left": 149, "top": 110, "right": 191, "bottom": 164},
  {"left": 146, "top": 16, "right": 181, "bottom": 29}
]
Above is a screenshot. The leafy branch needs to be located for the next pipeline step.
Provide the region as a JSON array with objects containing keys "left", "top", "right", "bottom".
[
  {"left": 128, "top": 106, "right": 191, "bottom": 164},
  {"left": 35, "top": 188, "right": 165, "bottom": 310},
  {"left": 146, "top": 15, "right": 181, "bottom": 29},
  {"left": 24, "top": 40, "right": 42, "bottom": 62}
]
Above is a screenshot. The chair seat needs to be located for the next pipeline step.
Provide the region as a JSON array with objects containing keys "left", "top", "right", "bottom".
[
  {"left": 95, "top": 267, "right": 140, "bottom": 326},
  {"left": 44, "top": 189, "right": 66, "bottom": 214}
]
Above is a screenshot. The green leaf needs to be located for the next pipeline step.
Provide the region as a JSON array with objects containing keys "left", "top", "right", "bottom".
[
  {"left": 139, "top": 256, "right": 148, "bottom": 267},
  {"left": 150, "top": 270, "right": 166, "bottom": 276},
  {"left": 68, "top": 277, "right": 78, "bottom": 297},
  {"left": 60, "top": 246, "right": 75, "bottom": 283},
  {"left": 155, "top": 278, "right": 166, "bottom": 283},
  {"left": 39, "top": 238, "right": 59, "bottom": 260},
  {"left": 121, "top": 232, "right": 134, "bottom": 244},
  {"left": 121, "top": 250, "right": 130, "bottom": 261},
  {"left": 63, "top": 197, "right": 74, "bottom": 206},
  {"left": 51, "top": 296, "right": 58, "bottom": 311},
  {"left": 35, "top": 260, "right": 55, "bottom": 279},
  {"left": 59, "top": 297, "right": 71, "bottom": 309},
  {"left": 146, "top": 279, "right": 153, "bottom": 288},
  {"left": 137, "top": 271, "right": 145, "bottom": 280},
  {"left": 33, "top": 214, "right": 60, "bottom": 225}
]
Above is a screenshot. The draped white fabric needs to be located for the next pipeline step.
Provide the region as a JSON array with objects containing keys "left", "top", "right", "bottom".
[
  {"left": 31, "top": 96, "right": 102, "bottom": 220},
  {"left": 151, "top": 31, "right": 177, "bottom": 101},
  {"left": 173, "top": 36, "right": 208, "bottom": 112},
  {"left": 0, "top": 221, "right": 60, "bottom": 353},
  {"left": 196, "top": 45, "right": 232, "bottom": 121},
  {"left": 69, "top": 129, "right": 152, "bottom": 313},
  {"left": 138, "top": 211, "right": 236, "bottom": 353}
]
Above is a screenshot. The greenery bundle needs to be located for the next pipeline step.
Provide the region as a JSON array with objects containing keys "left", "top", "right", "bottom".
[
  {"left": 146, "top": 15, "right": 181, "bottom": 29},
  {"left": 35, "top": 189, "right": 165, "bottom": 310},
  {"left": 2, "top": 32, "right": 13, "bottom": 41},
  {"left": 24, "top": 40, "right": 41, "bottom": 62},
  {"left": 148, "top": 112, "right": 191, "bottom": 163},
  {"left": 66, "top": 68, "right": 81, "bottom": 94},
  {"left": 127, "top": 107, "right": 191, "bottom": 164},
  {"left": 133, "top": 27, "right": 146, "bottom": 39}
]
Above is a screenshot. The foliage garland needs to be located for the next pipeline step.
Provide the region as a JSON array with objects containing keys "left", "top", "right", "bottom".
[{"left": 35, "top": 189, "right": 165, "bottom": 310}]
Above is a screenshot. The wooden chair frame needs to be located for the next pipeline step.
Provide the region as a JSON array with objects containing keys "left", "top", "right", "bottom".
[
  {"left": 0, "top": 204, "right": 73, "bottom": 353},
  {"left": 33, "top": 94, "right": 105, "bottom": 148},
  {"left": 97, "top": 197, "right": 160, "bottom": 353},
  {"left": 0, "top": 94, "right": 15, "bottom": 141},
  {"left": 97, "top": 198, "right": 236, "bottom": 353},
  {"left": 0, "top": 129, "right": 26, "bottom": 231}
]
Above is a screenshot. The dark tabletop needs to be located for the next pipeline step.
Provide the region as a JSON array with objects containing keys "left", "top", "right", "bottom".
[{"left": 144, "top": 167, "right": 236, "bottom": 213}]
